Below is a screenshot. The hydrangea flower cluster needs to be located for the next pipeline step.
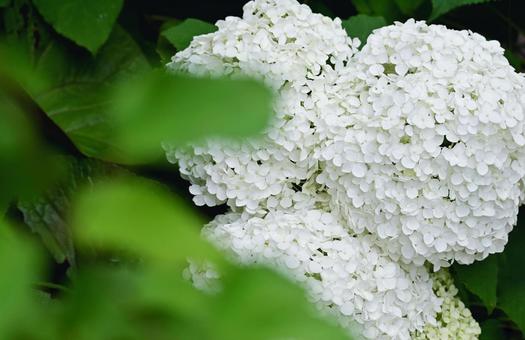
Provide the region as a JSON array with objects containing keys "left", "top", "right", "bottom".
[
  {"left": 165, "top": 0, "right": 359, "bottom": 212},
  {"left": 166, "top": 0, "right": 525, "bottom": 338},
  {"left": 317, "top": 19, "right": 525, "bottom": 268},
  {"left": 202, "top": 207, "right": 440, "bottom": 339}
]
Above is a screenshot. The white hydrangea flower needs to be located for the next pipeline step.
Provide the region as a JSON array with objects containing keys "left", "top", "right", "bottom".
[
  {"left": 165, "top": 1, "right": 525, "bottom": 338},
  {"left": 318, "top": 19, "right": 525, "bottom": 268},
  {"left": 164, "top": 0, "right": 358, "bottom": 213},
  {"left": 203, "top": 208, "right": 441, "bottom": 340},
  {"left": 412, "top": 270, "right": 481, "bottom": 339}
]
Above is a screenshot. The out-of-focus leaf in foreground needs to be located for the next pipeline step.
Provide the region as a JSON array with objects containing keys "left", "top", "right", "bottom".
[
  {"left": 59, "top": 266, "right": 141, "bottom": 340},
  {"left": 32, "top": 0, "right": 124, "bottom": 53},
  {"left": 18, "top": 157, "right": 123, "bottom": 264},
  {"left": 72, "top": 177, "right": 219, "bottom": 263},
  {"left": 211, "top": 266, "right": 350, "bottom": 340},
  {"left": 0, "top": 90, "right": 62, "bottom": 207},
  {"left": 109, "top": 71, "right": 273, "bottom": 162},
  {"left": 0, "top": 222, "right": 40, "bottom": 338},
  {"left": 161, "top": 18, "right": 217, "bottom": 51}
]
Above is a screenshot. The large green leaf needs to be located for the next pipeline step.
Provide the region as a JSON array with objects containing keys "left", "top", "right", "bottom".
[
  {"left": 109, "top": 71, "right": 273, "bottom": 162},
  {"left": 453, "top": 255, "right": 498, "bottom": 313},
  {"left": 0, "top": 222, "right": 40, "bottom": 338},
  {"left": 430, "top": 0, "right": 493, "bottom": 21},
  {"left": 161, "top": 18, "right": 217, "bottom": 52},
  {"left": 18, "top": 157, "right": 123, "bottom": 264},
  {"left": 26, "top": 26, "right": 151, "bottom": 161},
  {"left": 498, "top": 220, "right": 525, "bottom": 333},
  {"left": 72, "top": 177, "right": 219, "bottom": 263},
  {"left": 342, "top": 14, "right": 387, "bottom": 46},
  {"left": 59, "top": 266, "right": 142, "bottom": 340},
  {"left": 32, "top": 0, "right": 124, "bottom": 53}
]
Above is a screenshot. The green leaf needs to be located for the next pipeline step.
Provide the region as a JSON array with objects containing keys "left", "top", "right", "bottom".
[
  {"left": 0, "top": 0, "right": 10, "bottom": 7},
  {"left": 498, "top": 219, "right": 525, "bottom": 333},
  {"left": 18, "top": 157, "right": 123, "bottom": 264},
  {"left": 430, "top": 0, "right": 493, "bottom": 21},
  {"left": 211, "top": 267, "right": 349, "bottom": 340},
  {"left": 342, "top": 14, "right": 387, "bottom": 45},
  {"left": 0, "top": 88, "right": 62, "bottom": 206},
  {"left": 161, "top": 18, "right": 217, "bottom": 51},
  {"left": 394, "top": 0, "right": 425, "bottom": 15},
  {"left": 0, "top": 222, "right": 41, "bottom": 338},
  {"left": 350, "top": 0, "right": 403, "bottom": 23},
  {"left": 453, "top": 255, "right": 498, "bottom": 313},
  {"left": 72, "top": 177, "right": 219, "bottom": 263},
  {"left": 25, "top": 26, "right": 150, "bottom": 161},
  {"left": 60, "top": 266, "right": 143, "bottom": 340},
  {"left": 480, "top": 319, "right": 506, "bottom": 340},
  {"left": 109, "top": 71, "right": 273, "bottom": 162},
  {"left": 32, "top": 0, "right": 124, "bottom": 53}
]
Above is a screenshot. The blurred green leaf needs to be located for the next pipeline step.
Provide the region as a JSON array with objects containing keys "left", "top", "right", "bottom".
[
  {"left": 0, "top": 90, "right": 62, "bottom": 206},
  {"left": 73, "top": 177, "right": 218, "bottom": 263},
  {"left": 350, "top": 0, "right": 373, "bottom": 14},
  {"left": 32, "top": 0, "right": 124, "bottom": 53},
  {"left": 498, "top": 221, "right": 525, "bottom": 333},
  {"left": 0, "top": 0, "right": 10, "bottom": 7},
  {"left": 109, "top": 71, "right": 273, "bottom": 162},
  {"left": 25, "top": 26, "right": 150, "bottom": 162},
  {"left": 61, "top": 266, "right": 141, "bottom": 340},
  {"left": 211, "top": 266, "right": 349, "bottom": 340},
  {"left": 161, "top": 18, "right": 217, "bottom": 51},
  {"left": 137, "top": 267, "right": 212, "bottom": 321},
  {"left": 342, "top": 14, "right": 387, "bottom": 45},
  {"left": 0, "top": 222, "right": 41, "bottom": 338},
  {"left": 454, "top": 255, "right": 498, "bottom": 313},
  {"left": 394, "top": 0, "right": 425, "bottom": 15},
  {"left": 480, "top": 319, "right": 505, "bottom": 340},
  {"left": 18, "top": 157, "right": 123, "bottom": 264},
  {"left": 430, "top": 0, "right": 493, "bottom": 21},
  {"left": 350, "top": 0, "right": 403, "bottom": 23}
]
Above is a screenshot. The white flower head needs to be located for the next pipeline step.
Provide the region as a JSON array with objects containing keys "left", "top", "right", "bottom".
[
  {"left": 165, "top": 0, "right": 358, "bottom": 213},
  {"left": 166, "top": 1, "right": 525, "bottom": 338},
  {"left": 203, "top": 207, "right": 441, "bottom": 340},
  {"left": 318, "top": 19, "right": 525, "bottom": 268}
]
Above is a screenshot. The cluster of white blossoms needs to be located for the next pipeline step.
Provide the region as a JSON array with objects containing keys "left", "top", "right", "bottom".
[
  {"left": 166, "top": 0, "right": 525, "bottom": 338},
  {"left": 202, "top": 207, "right": 441, "bottom": 339},
  {"left": 318, "top": 19, "right": 525, "bottom": 269},
  {"left": 165, "top": 0, "right": 359, "bottom": 212}
]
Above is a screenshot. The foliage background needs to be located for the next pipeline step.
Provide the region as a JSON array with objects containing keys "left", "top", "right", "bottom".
[{"left": 1, "top": 0, "right": 524, "bottom": 339}]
